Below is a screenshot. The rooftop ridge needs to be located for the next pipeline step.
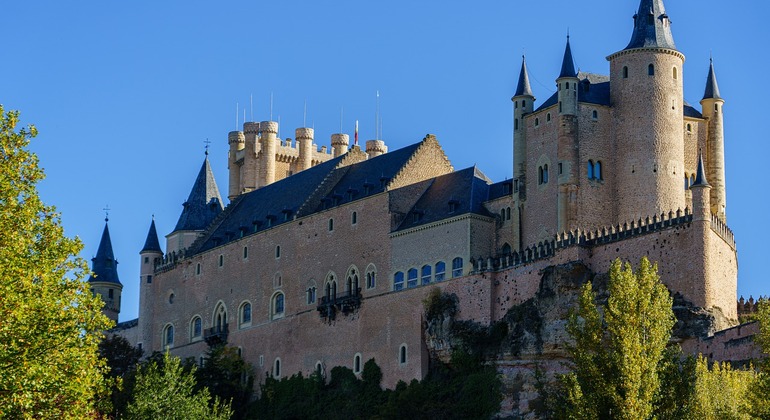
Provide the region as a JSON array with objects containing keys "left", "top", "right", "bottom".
[
  {"left": 386, "top": 134, "right": 453, "bottom": 191},
  {"left": 295, "top": 147, "right": 368, "bottom": 216}
]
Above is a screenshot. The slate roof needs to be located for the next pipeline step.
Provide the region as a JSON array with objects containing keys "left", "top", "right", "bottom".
[
  {"left": 684, "top": 102, "right": 703, "bottom": 119},
  {"left": 513, "top": 56, "right": 534, "bottom": 97},
  {"left": 173, "top": 157, "right": 224, "bottom": 232},
  {"left": 624, "top": 0, "right": 677, "bottom": 51},
  {"left": 488, "top": 179, "right": 514, "bottom": 201},
  {"left": 141, "top": 219, "right": 162, "bottom": 253},
  {"left": 536, "top": 72, "right": 610, "bottom": 111},
  {"left": 703, "top": 59, "right": 722, "bottom": 100},
  {"left": 558, "top": 38, "right": 578, "bottom": 79},
  {"left": 692, "top": 153, "right": 710, "bottom": 187},
  {"left": 394, "top": 166, "right": 493, "bottom": 232},
  {"left": 88, "top": 222, "right": 121, "bottom": 285}
]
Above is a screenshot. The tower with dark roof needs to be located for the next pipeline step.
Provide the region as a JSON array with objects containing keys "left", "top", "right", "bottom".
[
  {"left": 88, "top": 219, "right": 122, "bottom": 323},
  {"left": 701, "top": 58, "right": 727, "bottom": 221},
  {"left": 138, "top": 217, "right": 163, "bottom": 351},
  {"left": 556, "top": 36, "right": 581, "bottom": 233},
  {"left": 512, "top": 55, "right": 534, "bottom": 249},
  {"left": 608, "top": 0, "right": 685, "bottom": 223},
  {"left": 166, "top": 156, "right": 224, "bottom": 254}
]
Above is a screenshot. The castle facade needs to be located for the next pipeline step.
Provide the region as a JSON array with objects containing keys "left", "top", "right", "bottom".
[{"left": 93, "top": 0, "right": 743, "bottom": 414}]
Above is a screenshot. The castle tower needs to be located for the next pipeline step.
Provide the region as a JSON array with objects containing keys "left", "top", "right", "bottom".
[
  {"left": 297, "top": 127, "right": 314, "bottom": 170},
  {"left": 138, "top": 217, "right": 162, "bottom": 352},
  {"left": 331, "top": 133, "right": 350, "bottom": 157},
  {"left": 259, "top": 121, "right": 279, "bottom": 186},
  {"left": 227, "top": 130, "right": 245, "bottom": 200},
  {"left": 556, "top": 37, "right": 580, "bottom": 232},
  {"left": 88, "top": 218, "right": 122, "bottom": 324},
  {"left": 512, "top": 55, "right": 534, "bottom": 250},
  {"left": 700, "top": 59, "right": 727, "bottom": 221},
  {"left": 690, "top": 153, "right": 711, "bottom": 222},
  {"left": 365, "top": 140, "right": 387, "bottom": 158},
  {"left": 166, "top": 155, "right": 224, "bottom": 253},
  {"left": 608, "top": 0, "right": 685, "bottom": 222},
  {"left": 241, "top": 122, "right": 260, "bottom": 194}
]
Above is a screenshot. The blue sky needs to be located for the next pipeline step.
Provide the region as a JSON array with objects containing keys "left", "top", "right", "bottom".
[{"left": 1, "top": 1, "right": 766, "bottom": 322}]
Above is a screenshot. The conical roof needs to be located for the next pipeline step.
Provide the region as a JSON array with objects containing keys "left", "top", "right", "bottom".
[
  {"left": 513, "top": 56, "right": 534, "bottom": 97},
  {"left": 624, "top": 0, "right": 677, "bottom": 51},
  {"left": 141, "top": 218, "right": 162, "bottom": 253},
  {"left": 703, "top": 59, "right": 722, "bottom": 100},
  {"left": 88, "top": 222, "right": 121, "bottom": 285},
  {"left": 173, "top": 157, "right": 224, "bottom": 232},
  {"left": 558, "top": 37, "right": 577, "bottom": 79},
  {"left": 692, "top": 153, "right": 710, "bottom": 188}
]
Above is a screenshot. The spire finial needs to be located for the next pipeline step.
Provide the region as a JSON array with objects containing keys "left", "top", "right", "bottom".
[
  {"left": 103, "top": 205, "right": 111, "bottom": 222},
  {"left": 204, "top": 138, "right": 211, "bottom": 156}
]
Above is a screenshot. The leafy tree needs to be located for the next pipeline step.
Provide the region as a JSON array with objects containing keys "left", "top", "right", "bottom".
[
  {"left": 195, "top": 345, "right": 255, "bottom": 419},
  {"left": 0, "top": 106, "right": 111, "bottom": 418},
  {"left": 98, "top": 334, "right": 144, "bottom": 416},
  {"left": 562, "top": 257, "right": 676, "bottom": 419},
  {"left": 746, "top": 300, "right": 770, "bottom": 418},
  {"left": 691, "top": 356, "right": 756, "bottom": 420},
  {"left": 125, "top": 352, "right": 232, "bottom": 420}
]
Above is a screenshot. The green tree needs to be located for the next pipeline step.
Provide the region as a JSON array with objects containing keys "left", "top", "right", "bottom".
[
  {"left": 99, "top": 334, "right": 144, "bottom": 416},
  {"left": 746, "top": 300, "right": 770, "bottom": 418},
  {"left": 691, "top": 356, "right": 756, "bottom": 420},
  {"left": 0, "top": 106, "right": 111, "bottom": 418},
  {"left": 563, "top": 257, "right": 676, "bottom": 420},
  {"left": 195, "top": 345, "right": 254, "bottom": 419},
  {"left": 126, "top": 352, "right": 232, "bottom": 420}
]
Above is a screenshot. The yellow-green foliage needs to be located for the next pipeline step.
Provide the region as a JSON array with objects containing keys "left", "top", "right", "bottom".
[
  {"left": 745, "top": 300, "right": 770, "bottom": 418},
  {"left": 0, "top": 106, "right": 111, "bottom": 418},
  {"left": 692, "top": 356, "right": 757, "bottom": 420},
  {"left": 564, "top": 257, "right": 675, "bottom": 420}
]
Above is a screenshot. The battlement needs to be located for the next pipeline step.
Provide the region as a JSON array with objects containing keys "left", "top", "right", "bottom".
[
  {"left": 228, "top": 131, "right": 245, "bottom": 144},
  {"left": 711, "top": 214, "right": 736, "bottom": 249},
  {"left": 472, "top": 208, "right": 695, "bottom": 272},
  {"left": 243, "top": 122, "right": 260, "bottom": 134}
]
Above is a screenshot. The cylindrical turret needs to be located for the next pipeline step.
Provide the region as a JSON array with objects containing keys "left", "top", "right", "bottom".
[
  {"left": 242, "top": 122, "right": 260, "bottom": 193},
  {"left": 700, "top": 60, "right": 726, "bottom": 221},
  {"left": 512, "top": 57, "right": 535, "bottom": 201},
  {"left": 331, "top": 133, "right": 350, "bottom": 157},
  {"left": 259, "top": 121, "right": 278, "bottom": 186},
  {"left": 296, "top": 127, "right": 314, "bottom": 171},
  {"left": 609, "top": 2, "right": 685, "bottom": 222},
  {"left": 227, "top": 131, "right": 245, "bottom": 200},
  {"left": 556, "top": 37, "right": 580, "bottom": 232},
  {"left": 365, "top": 140, "right": 387, "bottom": 158},
  {"left": 138, "top": 218, "right": 163, "bottom": 352}
]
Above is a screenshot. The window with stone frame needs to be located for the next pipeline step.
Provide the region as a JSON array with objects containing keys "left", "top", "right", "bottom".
[
  {"left": 435, "top": 261, "right": 446, "bottom": 282},
  {"left": 407, "top": 268, "right": 418, "bottom": 288},
  {"left": 452, "top": 257, "right": 464, "bottom": 278},
  {"left": 393, "top": 271, "right": 404, "bottom": 291},
  {"left": 421, "top": 265, "right": 432, "bottom": 285}
]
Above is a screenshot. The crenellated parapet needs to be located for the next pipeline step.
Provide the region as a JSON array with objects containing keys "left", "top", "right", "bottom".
[{"left": 711, "top": 213, "right": 735, "bottom": 249}]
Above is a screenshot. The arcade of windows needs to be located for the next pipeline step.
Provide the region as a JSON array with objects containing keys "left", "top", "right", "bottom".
[{"left": 393, "top": 257, "right": 462, "bottom": 291}]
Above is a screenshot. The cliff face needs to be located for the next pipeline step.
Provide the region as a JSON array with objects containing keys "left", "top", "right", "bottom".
[{"left": 424, "top": 261, "right": 731, "bottom": 418}]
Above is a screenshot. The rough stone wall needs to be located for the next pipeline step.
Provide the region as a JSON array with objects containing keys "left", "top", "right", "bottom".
[
  {"left": 386, "top": 135, "right": 453, "bottom": 191},
  {"left": 682, "top": 322, "right": 764, "bottom": 365},
  {"left": 576, "top": 104, "right": 615, "bottom": 228},
  {"left": 523, "top": 108, "right": 558, "bottom": 245},
  {"left": 483, "top": 195, "right": 515, "bottom": 253}
]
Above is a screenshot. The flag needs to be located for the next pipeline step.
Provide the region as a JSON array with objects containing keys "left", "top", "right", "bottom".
[{"left": 355, "top": 120, "right": 359, "bottom": 146}]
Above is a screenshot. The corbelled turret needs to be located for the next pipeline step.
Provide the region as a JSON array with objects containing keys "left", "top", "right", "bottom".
[
  {"left": 625, "top": 0, "right": 676, "bottom": 50},
  {"left": 701, "top": 58, "right": 727, "bottom": 221},
  {"left": 88, "top": 219, "right": 122, "bottom": 323}
]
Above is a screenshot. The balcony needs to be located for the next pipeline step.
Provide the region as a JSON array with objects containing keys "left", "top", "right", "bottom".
[
  {"left": 203, "top": 324, "right": 229, "bottom": 346},
  {"left": 317, "top": 288, "right": 362, "bottom": 320}
]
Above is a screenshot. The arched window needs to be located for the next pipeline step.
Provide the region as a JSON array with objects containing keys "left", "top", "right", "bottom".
[
  {"left": 543, "top": 165, "right": 549, "bottom": 183},
  {"left": 673, "top": 66, "right": 678, "bottom": 79},
  {"left": 275, "top": 245, "right": 281, "bottom": 258},
  {"left": 213, "top": 302, "right": 227, "bottom": 333},
  {"left": 535, "top": 117, "right": 539, "bottom": 127},
  {"left": 506, "top": 207, "right": 511, "bottom": 220},
  {"left": 393, "top": 271, "right": 404, "bottom": 291},
  {"left": 622, "top": 66, "right": 629, "bottom": 78},
  {"left": 196, "top": 263, "right": 201, "bottom": 275},
  {"left": 191, "top": 317, "right": 202, "bottom": 339},
  {"left": 559, "top": 102, "right": 563, "bottom": 113},
  {"left": 546, "top": 113, "right": 551, "bottom": 122},
  {"left": 538, "top": 166, "right": 544, "bottom": 184},
  {"left": 164, "top": 324, "right": 174, "bottom": 347},
  {"left": 587, "top": 160, "right": 594, "bottom": 179},
  {"left": 365, "top": 264, "right": 377, "bottom": 289},
  {"left": 243, "top": 246, "right": 248, "bottom": 259},
  {"left": 346, "top": 267, "right": 359, "bottom": 295},
  {"left": 514, "top": 119, "right": 518, "bottom": 130},
  {"left": 502, "top": 243, "right": 512, "bottom": 255},
  {"left": 353, "top": 354, "right": 362, "bottom": 374},
  {"left": 168, "top": 293, "right": 175, "bottom": 304},
  {"left": 274, "top": 358, "right": 281, "bottom": 377},
  {"left": 595, "top": 161, "right": 602, "bottom": 180},
  {"left": 435, "top": 261, "right": 446, "bottom": 282},
  {"left": 407, "top": 268, "right": 418, "bottom": 288},
  {"left": 648, "top": 64, "right": 655, "bottom": 76},
  {"left": 218, "top": 254, "right": 223, "bottom": 267},
  {"left": 307, "top": 285, "right": 317, "bottom": 304},
  {"left": 421, "top": 265, "right": 432, "bottom": 285},
  {"left": 684, "top": 174, "right": 690, "bottom": 190},
  {"left": 500, "top": 208, "right": 506, "bottom": 220},
  {"left": 399, "top": 344, "right": 408, "bottom": 365},
  {"left": 592, "top": 110, "right": 598, "bottom": 120},
  {"left": 351, "top": 211, "right": 357, "bottom": 225},
  {"left": 522, "top": 100, "right": 526, "bottom": 107},
  {"left": 686, "top": 123, "right": 692, "bottom": 133},
  {"left": 452, "top": 257, "right": 464, "bottom": 278},
  {"left": 240, "top": 302, "right": 252, "bottom": 326},
  {"left": 328, "top": 218, "right": 334, "bottom": 231},
  {"left": 272, "top": 293, "right": 285, "bottom": 319}
]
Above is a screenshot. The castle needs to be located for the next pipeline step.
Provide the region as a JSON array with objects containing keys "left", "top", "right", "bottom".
[{"left": 90, "top": 0, "right": 748, "bottom": 415}]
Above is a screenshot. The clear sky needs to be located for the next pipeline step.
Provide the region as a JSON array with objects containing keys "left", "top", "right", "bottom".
[{"left": 1, "top": 1, "right": 766, "bottom": 322}]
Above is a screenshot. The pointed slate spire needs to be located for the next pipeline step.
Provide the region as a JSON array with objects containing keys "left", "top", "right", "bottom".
[
  {"left": 692, "top": 152, "right": 710, "bottom": 188},
  {"left": 141, "top": 218, "right": 162, "bottom": 253},
  {"left": 173, "top": 157, "right": 224, "bottom": 232},
  {"left": 558, "top": 36, "right": 577, "bottom": 78},
  {"left": 88, "top": 221, "right": 121, "bottom": 285},
  {"left": 625, "top": 0, "right": 677, "bottom": 50},
  {"left": 703, "top": 58, "right": 722, "bottom": 100},
  {"left": 514, "top": 55, "right": 534, "bottom": 97}
]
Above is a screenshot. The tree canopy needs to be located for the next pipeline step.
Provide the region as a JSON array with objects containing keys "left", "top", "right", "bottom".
[{"left": 0, "top": 106, "right": 111, "bottom": 418}]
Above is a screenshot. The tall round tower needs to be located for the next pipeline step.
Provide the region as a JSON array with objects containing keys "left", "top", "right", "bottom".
[
  {"left": 556, "top": 37, "right": 580, "bottom": 233},
  {"left": 259, "top": 121, "right": 278, "bottom": 186},
  {"left": 88, "top": 219, "right": 122, "bottom": 324},
  {"left": 608, "top": 0, "right": 685, "bottom": 222},
  {"left": 700, "top": 59, "right": 727, "bottom": 221},
  {"left": 227, "top": 130, "right": 245, "bottom": 200},
  {"left": 331, "top": 133, "right": 350, "bottom": 157},
  {"left": 512, "top": 55, "right": 535, "bottom": 250},
  {"left": 296, "top": 127, "right": 314, "bottom": 170},
  {"left": 138, "top": 218, "right": 163, "bottom": 352}
]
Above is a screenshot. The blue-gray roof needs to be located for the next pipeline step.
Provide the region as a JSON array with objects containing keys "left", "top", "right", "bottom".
[
  {"left": 684, "top": 102, "right": 702, "bottom": 119},
  {"left": 624, "top": 0, "right": 676, "bottom": 51},
  {"left": 692, "top": 153, "right": 710, "bottom": 187},
  {"left": 558, "top": 38, "right": 577, "bottom": 79},
  {"left": 141, "top": 219, "right": 162, "bottom": 253},
  {"left": 394, "top": 166, "right": 493, "bottom": 232},
  {"left": 88, "top": 222, "right": 121, "bottom": 285},
  {"left": 488, "top": 179, "right": 513, "bottom": 200},
  {"left": 536, "top": 72, "right": 610, "bottom": 111},
  {"left": 703, "top": 59, "right": 722, "bottom": 100},
  {"left": 173, "top": 157, "right": 224, "bottom": 232},
  {"left": 513, "top": 56, "right": 534, "bottom": 98}
]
